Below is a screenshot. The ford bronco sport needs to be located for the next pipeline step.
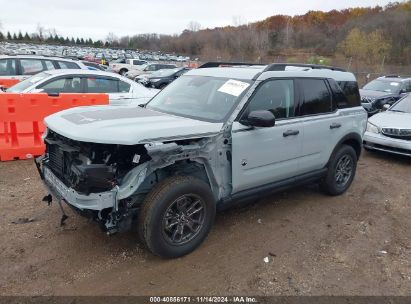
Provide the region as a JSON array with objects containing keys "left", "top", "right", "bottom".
[{"left": 35, "top": 63, "right": 367, "bottom": 258}]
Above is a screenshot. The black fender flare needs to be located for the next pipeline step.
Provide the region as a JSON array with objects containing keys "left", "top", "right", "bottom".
[{"left": 326, "top": 132, "right": 363, "bottom": 167}]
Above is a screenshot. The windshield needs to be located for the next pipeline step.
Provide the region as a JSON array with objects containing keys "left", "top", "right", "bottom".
[
  {"left": 146, "top": 75, "right": 251, "bottom": 122},
  {"left": 390, "top": 95, "right": 411, "bottom": 113},
  {"left": 150, "top": 68, "right": 180, "bottom": 78},
  {"left": 363, "top": 79, "right": 401, "bottom": 93},
  {"left": 7, "top": 72, "right": 50, "bottom": 92}
]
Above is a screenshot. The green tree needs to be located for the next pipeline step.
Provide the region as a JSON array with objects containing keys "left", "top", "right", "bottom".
[
  {"left": 6, "top": 31, "right": 11, "bottom": 40},
  {"left": 12, "top": 33, "right": 17, "bottom": 40},
  {"left": 340, "top": 28, "right": 391, "bottom": 67},
  {"left": 75, "top": 38, "right": 81, "bottom": 44},
  {"left": 24, "top": 32, "right": 30, "bottom": 41},
  {"left": 0, "top": 32, "right": 4, "bottom": 41},
  {"left": 17, "top": 31, "right": 23, "bottom": 40}
]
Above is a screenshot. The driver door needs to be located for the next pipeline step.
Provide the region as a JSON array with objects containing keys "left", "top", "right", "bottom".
[{"left": 231, "top": 79, "right": 303, "bottom": 193}]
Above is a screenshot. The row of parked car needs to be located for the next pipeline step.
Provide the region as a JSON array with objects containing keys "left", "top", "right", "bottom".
[{"left": 0, "top": 42, "right": 191, "bottom": 64}]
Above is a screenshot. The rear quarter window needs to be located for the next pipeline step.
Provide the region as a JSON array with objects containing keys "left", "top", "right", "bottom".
[
  {"left": 336, "top": 81, "right": 361, "bottom": 108},
  {"left": 57, "top": 61, "right": 80, "bottom": 69}
]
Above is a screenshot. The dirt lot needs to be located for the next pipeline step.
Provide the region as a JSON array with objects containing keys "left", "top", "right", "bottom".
[{"left": 0, "top": 150, "right": 410, "bottom": 296}]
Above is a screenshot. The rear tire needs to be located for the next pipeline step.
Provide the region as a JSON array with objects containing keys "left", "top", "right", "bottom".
[
  {"left": 138, "top": 176, "right": 216, "bottom": 258},
  {"left": 119, "top": 69, "right": 127, "bottom": 76},
  {"left": 320, "top": 145, "right": 357, "bottom": 196}
]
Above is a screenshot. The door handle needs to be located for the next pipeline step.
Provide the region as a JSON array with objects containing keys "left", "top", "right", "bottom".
[
  {"left": 330, "top": 123, "right": 342, "bottom": 129},
  {"left": 283, "top": 130, "right": 300, "bottom": 137}
]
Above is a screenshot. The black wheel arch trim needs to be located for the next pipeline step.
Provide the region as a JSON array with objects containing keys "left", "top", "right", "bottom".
[{"left": 327, "top": 132, "right": 362, "bottom": 166}]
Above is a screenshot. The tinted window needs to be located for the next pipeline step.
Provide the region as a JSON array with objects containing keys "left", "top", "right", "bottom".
[
  {"left": 0, "top": 59, "right": 16, "bottom": 76},
  {"left": 57, "top": 61, "right": 80, "bottom": 69},
  {"left": 119, "top": 80, "right": 131, "bottom": 92},
  {"left": 300, "top": 79, "right": 332, "bottom": 115},
  {"left": 86, "top": 77, "right": 119, "bottom": 93},
  {"left": 337, "top": 81, "right": 361, "bottom": 108},
  {"left": 20, "top": 59, "right": 44, "bottom": 75},
  {"left": 39, "top": 77, "right": 82, "bottom": 94},
  {"left": 132, "top": 60, "right": 145, "bottom": 65},
  {"left": 246, "top": 79, "right": 295, "bottom": 119}
]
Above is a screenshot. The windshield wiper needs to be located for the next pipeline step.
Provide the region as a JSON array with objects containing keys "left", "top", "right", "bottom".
[{"left": 390, "top": 109, "right": 405, "bottom": 113}]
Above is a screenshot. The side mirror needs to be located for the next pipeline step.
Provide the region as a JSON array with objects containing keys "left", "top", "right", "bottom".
[
  {"left": 246, "top": 110, "right": 275, "bottom": 128},
  {"left": 382, "top": 104, "right": 390, "bottom": 111}
]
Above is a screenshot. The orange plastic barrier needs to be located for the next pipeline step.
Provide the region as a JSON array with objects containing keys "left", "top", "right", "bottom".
[
  {"left": 0, "top": 93, "right": 109, "bottom": 161},
  {"left": 0, "top": 79, "right": 20, "bottom": 89},
  {"left": 187, "top": 62, "right": 199, "bottom": 68}
]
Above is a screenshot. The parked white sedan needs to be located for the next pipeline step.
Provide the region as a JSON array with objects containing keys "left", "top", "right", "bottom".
[
  {"left": 364, "top": 94, "right": 411, "bottom": 156},
  {"left": 6, "top": 69, "right": 159, "bottom": 105}
]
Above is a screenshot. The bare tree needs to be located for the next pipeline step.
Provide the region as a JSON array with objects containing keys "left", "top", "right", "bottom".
[
  {"left": 36, "top": 23, "right": 45, "bottom": 41},
  {"left": 187, "top": 21, "right": 201, "bottom": 32},
  {"left": 232, "top": 15, "right": 247, "bottom": 26},
  {"left": 106, "top": 32, "right": 119, "bottom": 45}
]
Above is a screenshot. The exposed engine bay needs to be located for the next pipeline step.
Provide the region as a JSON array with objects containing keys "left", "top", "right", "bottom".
[
  {"left": 38, "top": 128, "right": 231, "bottom": 233},
  {"left": 44, "top": 129, "right": 151, "bottom": 195}
]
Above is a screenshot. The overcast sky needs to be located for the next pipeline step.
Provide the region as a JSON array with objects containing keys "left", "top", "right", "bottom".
[{"left": 0, "top": 0, "right": 396, "bottom": 40}]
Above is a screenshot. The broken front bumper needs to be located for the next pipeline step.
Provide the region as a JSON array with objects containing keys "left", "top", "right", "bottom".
[{"left": 36, "top": 156, "right": 117, "bottom": 211}]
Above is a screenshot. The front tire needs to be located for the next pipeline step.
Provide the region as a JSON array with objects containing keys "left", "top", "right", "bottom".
[
  {"left": 138, "top": 176, "right": 216, "bottom": 258},
  {"left": 320, "top": 145, "right": 357, "bottom": 196}
]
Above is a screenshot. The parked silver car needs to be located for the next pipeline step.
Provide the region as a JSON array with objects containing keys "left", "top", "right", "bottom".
[
  {"left": 6, "top": 69, "right": 159, "bottom": 105},
  {"left": 364, "top": 94, "right": 411, "bottom": 156},
  {"left": 0, "top": 55, "right": 89, "bottom": 81},
  {"left": 35, "top": 63, "right": 366, "bottom": 258}
]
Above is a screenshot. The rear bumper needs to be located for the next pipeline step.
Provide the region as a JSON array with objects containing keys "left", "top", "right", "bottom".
[
  {"left": 35, "top": 156, "right": 117, "bottom": 211},
  {"left": 364, "top": 131, "right": 411, "bottom": 157}
]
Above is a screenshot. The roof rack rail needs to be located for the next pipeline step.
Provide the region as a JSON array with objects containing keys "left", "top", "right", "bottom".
[
  {"left": 382, "top": 75, "right": 402, "bottom": 78},
  {"left": 198, "top": 62, "right": 265, "bottom": 68},
  {"left": 263, "top": 63, "right": 347, "bottom": 72}
]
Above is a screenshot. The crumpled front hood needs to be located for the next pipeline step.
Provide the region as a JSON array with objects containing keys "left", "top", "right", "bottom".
[
  {"left": 369, "top": 111, "right": 411, "bottom": 129},
  {"left": 360, "top": 89, "right": 394, "bottom": 100},
  {"left": 44, "top": 105, "right": 223, "bottom": 144}
]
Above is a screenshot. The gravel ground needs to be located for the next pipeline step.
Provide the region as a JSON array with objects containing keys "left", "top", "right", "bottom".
[{"left": 0, "top": 150, "right": 410, "bottom": 296}]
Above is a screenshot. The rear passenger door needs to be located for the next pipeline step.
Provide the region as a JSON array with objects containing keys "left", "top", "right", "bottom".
[
  {"left": 85, "top": 76, "right": 132, "bottom": 104},
  {"left": 37, "top": 76, "right": 84, "bottom": 95},
  {"left": 297, "top": 78, "right": 345, "bottom": 173},
  {"left": 231, "top": 79, "right": 303, "bottom": 193}
]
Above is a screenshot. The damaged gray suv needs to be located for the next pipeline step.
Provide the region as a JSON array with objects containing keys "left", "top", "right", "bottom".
[{"left": 36, "top": 63, "right": 367, "bottom": 258}]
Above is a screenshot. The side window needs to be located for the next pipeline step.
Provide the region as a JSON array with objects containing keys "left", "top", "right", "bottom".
[
  {"left": 403, "top": 81, "right": 411, "bottom": 93},
  {"left": 43, "top": 60, "right": 56, "bottom": 71},
  {"left": 20, "top": 59, "right": 45, "bottom": 75},
  {"left": 336, "top": 81, "right": 361, "bottom": 108},
  {"left": 246, "top": 79, "right": 295, "bottom": 119},
  {"left": 57, "top": 61, "right": 80, "bottom": 69},
  {"left": 86, "top": 77, "right": 119, "bottom": 93},
  {"left": 300, "top": 79, "right": 332, "bottom": 115},
  {"left": 39, "top": 77, "right": 82, "bottom": 94},
  {"left": 119, "top": 81, "right": 131, "bottom": 93},
  {"left": 0, "top": 59, "right": 16, "bottom": 76}
]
